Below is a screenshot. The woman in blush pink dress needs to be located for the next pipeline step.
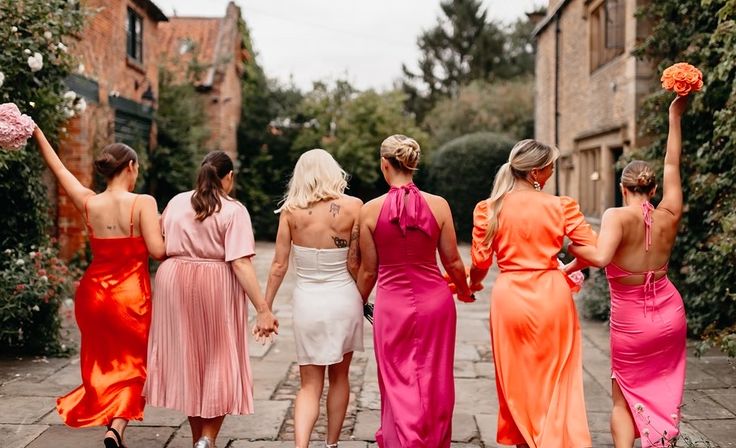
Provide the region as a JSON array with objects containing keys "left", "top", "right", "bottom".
[
  {"left": 144, "top": 151, "right": 278, "bottom": 448},
  {"left": 566, "top": 97, "right": 688, "bottom": 447},
  {"left": 357, "top": 134, "right": 473, "bottom": 448}
]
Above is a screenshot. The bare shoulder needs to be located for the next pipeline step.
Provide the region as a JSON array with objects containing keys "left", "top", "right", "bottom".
[
  {"left": 420, "top": 191, "right": 449, "bottom": 208},
  {"left": 340, "top": 194, "right": 364, "bottom": 211},
  {"left": 361, "top": 194, "right": 386, "bottom": 219},
  {"left": 601, "top": 207, "right": 624, "bottom": 224},
  {"left": 136, "top": 194, "right": 158, "bottom": 207}
]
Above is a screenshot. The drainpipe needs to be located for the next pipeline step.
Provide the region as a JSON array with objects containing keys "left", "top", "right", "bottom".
[{"left": 554, "top": 12, "right": 562, "bottom": 195}]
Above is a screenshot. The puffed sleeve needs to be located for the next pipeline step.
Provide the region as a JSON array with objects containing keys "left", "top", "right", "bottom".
[
  {"left": 224, "top": 203, "right": 256, "bottom": 262},
  {"left": 560, "top": 196, "right": 597, "bottom": 246},
  {"left": 471, "top": 200, "right": 494, "bottom": 270}
]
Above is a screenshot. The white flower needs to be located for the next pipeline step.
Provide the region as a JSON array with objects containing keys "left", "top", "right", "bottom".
[
  {"left": 63, "top": 107, "right": 75, "bottom": 118},
  {"left": 27, "top": 52, "right": 43, "bottom": 72},
  {"left": 61, "top": 344, "right": 67, "bottom": 351},
  {"left": 32, "top": 305, "right": 40, "bottom": 312},
  {"left": 77, "top": 63, "right": 85, "bottom": 74},
  {"left": 39, "top": 275, "right": 48, "bottom": 282},
  {"left": 74, "top": 98, "right": 87, "bottom": 113},
  {"left": 11, "top": 26, "right": 18, "bottom": 33},
  {"left": 29, "top": 101, "right": 35, "bottom": 108},
  {"left": 63, "top": 90, "right": 77, "bottom": 101},
  {"left": 63, "top": 298, "right": 74, "bottom": 308},
  {"left": 0, "top": 72, "right": 4, "bottom": 89},
  {"left": 29, "top": 251, "right": 37, "bottom": 258},
  {"left": 57, "top": 42, "right": 68, "bottom": 53},
  {"left": 15, "top": 259, "right": 25, "bottom": 266},
  {"left": 24, "top": 49, "right": 31, "bottom": 55},
  {"left": 4, "top": 249, "right": 12, "bottom": 255},
  {"left": 44, "top": 31, "right": 53, "bottom": 40}
]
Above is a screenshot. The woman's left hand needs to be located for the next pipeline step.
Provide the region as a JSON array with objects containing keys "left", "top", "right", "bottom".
[{"left": 252, "top": 310, "right": 279, "bottom": 344}]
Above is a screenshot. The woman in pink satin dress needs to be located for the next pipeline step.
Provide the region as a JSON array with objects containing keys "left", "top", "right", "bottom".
[
  {"left": 567, "top": 97, "right": 688, "bottom": 447},
  {"left": 357, "top": 134, "right": 473, "bottom": 448}
]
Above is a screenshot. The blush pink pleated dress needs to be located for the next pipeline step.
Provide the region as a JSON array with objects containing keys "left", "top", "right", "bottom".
[
  {"left": 606, "top": 202, "right": 687, "bottom": 447},
  {"left": 372, "top": 183, "right": 456, "bottom": 448},
  {"left": 144, "top": 191, "right": 256, "bottom": 418}
]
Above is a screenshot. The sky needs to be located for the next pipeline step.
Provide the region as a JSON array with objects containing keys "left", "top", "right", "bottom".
[{"left": 153, "top": 0, "right": 544, "bottom": 91}]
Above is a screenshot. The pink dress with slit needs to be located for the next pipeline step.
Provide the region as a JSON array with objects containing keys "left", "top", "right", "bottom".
[
  {"left": 372, "top": 183, "right": 456, "bottom": 448},
  {"left": 605, "top": 202, "right": 687, "bottom": 447}
]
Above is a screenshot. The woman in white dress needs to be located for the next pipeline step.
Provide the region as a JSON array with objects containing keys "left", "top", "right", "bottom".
[{"left": 265, "top": 149, "right": 364, "bottom": 448}]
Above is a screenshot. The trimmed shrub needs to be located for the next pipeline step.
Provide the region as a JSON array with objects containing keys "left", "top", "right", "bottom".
[{"left": 426, "top": 132, "right": 514, "bottom": 240}]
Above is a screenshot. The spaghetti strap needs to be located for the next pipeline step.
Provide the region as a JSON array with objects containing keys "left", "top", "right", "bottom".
[
  {"left": 83, "top": 195, "right": 94, "bottom": 237},
  {"left": 129, "top": 195, "right": 139, "bottom": 237},
  {"left": 642, "top": 201, "right": 654, "bottom": 251}
]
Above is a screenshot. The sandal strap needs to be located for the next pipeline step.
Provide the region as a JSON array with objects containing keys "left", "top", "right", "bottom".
[{"left": 106, "top": 427, "right": 123, "bottom": 445}]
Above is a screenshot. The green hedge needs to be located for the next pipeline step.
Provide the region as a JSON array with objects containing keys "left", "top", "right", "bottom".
[{"left": 426, "top": 132, "right": 514, "bottom": 240}]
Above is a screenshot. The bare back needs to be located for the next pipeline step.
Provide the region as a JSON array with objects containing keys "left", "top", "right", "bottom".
[
  {"left": 287, "top": 194, "right": 362, "bottom": 249},
  {"left": 84, "top": 191, "right": 142, "bottom": 238},
  {"left": 609, "top": 205, "right": 679, "bottom": 284}
]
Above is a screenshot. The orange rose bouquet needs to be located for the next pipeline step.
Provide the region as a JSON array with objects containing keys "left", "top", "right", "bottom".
[{"left": 661, "top": 63, "right": 703, "bottom": 96}]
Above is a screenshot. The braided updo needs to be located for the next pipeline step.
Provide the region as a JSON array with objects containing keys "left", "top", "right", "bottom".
[
  {"left": 621, "top": 160, "right": 657, "bottom": 194},
  {"left": 380, "top": 134, "right": 421, "bottom": 172}
]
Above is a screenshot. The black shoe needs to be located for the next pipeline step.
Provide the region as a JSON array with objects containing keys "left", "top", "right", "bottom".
[{"left": 104, "top": 427, "right": 125, "bottom": 448}]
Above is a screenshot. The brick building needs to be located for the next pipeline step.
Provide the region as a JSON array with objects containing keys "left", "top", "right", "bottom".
[
  {"left": 533, "top": 0, "right": 655, "bottom": 219},
  {"left": 157, "top": 1, "right": 249, "bottom": 161},
  {"left": 56, "top": 0, "right": 167, "bottom": 258}
]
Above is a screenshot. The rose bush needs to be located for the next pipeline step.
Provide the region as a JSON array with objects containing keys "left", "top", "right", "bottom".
[{"left": 0, "top": 243, "right": 81, "bottom": 354}]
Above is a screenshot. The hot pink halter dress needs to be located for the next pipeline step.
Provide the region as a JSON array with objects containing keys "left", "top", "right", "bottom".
[
  {"left": 372, "top": 183, "right": 456, "bottom": 448},
  {"left": 605, "top": 202, "right": 687, "bottom": 447}
]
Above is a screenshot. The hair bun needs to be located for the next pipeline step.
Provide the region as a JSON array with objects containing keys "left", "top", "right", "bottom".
[{"left": 636, "top": 170, "right": 655, "bottom": 187}]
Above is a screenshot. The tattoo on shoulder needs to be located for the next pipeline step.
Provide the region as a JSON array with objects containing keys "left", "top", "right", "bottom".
[
  {"left": 350, "top": 230, "right": 359, "bottom": 241},
  {"left": 329, "top": 203, "right": 340, "bottom": 217},
  {"left": 332, "top": 236, "right": 348, "bottom": 248}
]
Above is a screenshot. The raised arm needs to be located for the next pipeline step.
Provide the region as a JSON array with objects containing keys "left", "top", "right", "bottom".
[
  {"left": 33, "top": 127, "right": 94, "bottom": 211},
  {"left": 436, "top": 199, "right": 473, "bottom": 301},
  {"left": 658, "top": 96, "right": 688, "bottom": 219},
  {"left": 356, "top": 204, "right": 378, "bottom": 302},
  {"left": 138, "top": 195, "right": 166, "bottom": 260},
  {"left": 264, "top": 212, "right": 292, "bottom": 309}
]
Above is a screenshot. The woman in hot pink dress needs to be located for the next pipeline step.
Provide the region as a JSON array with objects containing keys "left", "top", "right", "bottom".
[
  {"left": 357, "top": 134, "right": 473, "bottom": 447},
  {"left": 144, "top": 151, "right": 278, "bottom": 448},
  {"left": 567, "top": 97, "right": 688, "bottom": 447}
]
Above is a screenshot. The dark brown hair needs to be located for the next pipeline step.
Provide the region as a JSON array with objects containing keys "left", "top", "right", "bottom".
[
  {"left": 621, "top": 160, "right": 656, "bottom": 194},
  {"left": 94, "top": 143, "right": 138, "bottom": 179},
  {"left": 191, "top": 151, "right": 234, "bottom": 221}
]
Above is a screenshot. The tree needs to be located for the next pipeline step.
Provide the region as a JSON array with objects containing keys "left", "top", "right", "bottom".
[
  {"left": 634, "top": 0, "right": 736, "bottom": 356},
  {"left": 402, "top": 0, "right": 536, "bottom": 120},
  {"left": 422, "top": 77, "right": 534, "bottom": 148}
]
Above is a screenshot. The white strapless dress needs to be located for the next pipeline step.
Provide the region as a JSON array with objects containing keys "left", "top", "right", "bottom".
[{"left": 291, "top": 244, "right": 364, "bottom": 365}]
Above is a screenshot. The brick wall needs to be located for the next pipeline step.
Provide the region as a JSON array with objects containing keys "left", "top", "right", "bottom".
[
  {"left": 534, "top": 0, "right": 655, "bottom": 217},
  {"left": 55, "top": 0, "right": 165, "bottom": 258}
]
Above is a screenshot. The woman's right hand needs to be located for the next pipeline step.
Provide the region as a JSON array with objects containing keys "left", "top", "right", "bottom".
[
  {"left": 669, "top": 95, "right": 688, "bottom": 119},
  {"left": 252, "top": 309, "right": 279, "bottom": 343}
]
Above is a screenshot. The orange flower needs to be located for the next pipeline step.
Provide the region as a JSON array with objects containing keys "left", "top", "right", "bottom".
[{"left": 661, "top": 62, "right": 703, "bottom": 96}]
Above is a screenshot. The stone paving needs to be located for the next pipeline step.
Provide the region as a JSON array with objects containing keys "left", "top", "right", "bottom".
[{"left": 1, "top": 242, "right": 734, "bottom": 447}]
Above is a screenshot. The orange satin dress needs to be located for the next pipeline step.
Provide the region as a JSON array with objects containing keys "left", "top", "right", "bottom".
[
  {"left": 471, "top": 191, "right": 596, "bottom": 447},
  {"left": 57, "top": 196, "right": 151, "bottom": 427}
]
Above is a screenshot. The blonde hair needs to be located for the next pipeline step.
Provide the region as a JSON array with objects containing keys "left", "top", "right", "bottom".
[
  {"left": 483, "top": 139, "right": 560, "bottom": 245},
  {"left": 276, "top": 149, "right": 348, "bottom": 213},
  {"left": 380, "top": 134, "right": 421, "bottom": 172},
  {"left": 621, "top": 160, "right": 656, "bottom": 194}
]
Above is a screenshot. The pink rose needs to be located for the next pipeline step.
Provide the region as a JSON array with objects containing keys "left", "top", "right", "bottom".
[{"left": 0, "top": 103, "right": 36, "bottom": 150}]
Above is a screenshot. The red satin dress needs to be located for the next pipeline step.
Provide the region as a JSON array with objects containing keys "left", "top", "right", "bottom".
[{"left": 57, "top": 196, "right": 151, "bottom": 427}]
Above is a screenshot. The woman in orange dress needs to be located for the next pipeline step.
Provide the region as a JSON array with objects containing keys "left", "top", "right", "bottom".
[
  {"left": 33, "top": 127, "right": 166, "bottom": 448},
  {"left": 469, "top": 139, "right": 596, "bottom": 447}
]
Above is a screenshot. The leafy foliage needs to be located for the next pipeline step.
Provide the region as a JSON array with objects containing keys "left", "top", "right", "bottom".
[
  {"left": 0, "top": 244, "right": 80, "bottom": 355},
  {"left": 426, "top": 132, "right": 514, "bottom": 239},
  {"left": 580, "top": 270, "right": 611, "bottom": 321},
  {"left": 422, "top": 78, "right": 534, "bottom": 148},
  {"left": 0, "top": 0, "right": 87, "bottom": 249},
  {"left": 402, "top": 0, "right": 538, "bottom": 120},
  {"left": 147, "top": 67, "right": 210, "bottom": 208},
  {"left": 632, "top": 0, "right": 736, "bottom": 355}
]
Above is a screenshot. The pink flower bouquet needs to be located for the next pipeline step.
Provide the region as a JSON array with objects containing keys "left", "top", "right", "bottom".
[{"left": 0, "top": 103, "right": 36, "bottom": 150}]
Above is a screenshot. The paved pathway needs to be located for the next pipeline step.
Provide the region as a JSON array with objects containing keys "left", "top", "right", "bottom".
[{"left": 1, "top": 242, "right": 734, "bottom": 447}]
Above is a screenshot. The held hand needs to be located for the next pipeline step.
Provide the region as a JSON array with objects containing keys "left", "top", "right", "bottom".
[
  {"left": 669, "top": 95, "right": 688, "bottom": 119},
  {"left": 456, "top": 292, "right": 476, "bottom": 303},
  {"left": 469, "top": 282, "right": 484, "bottom": 292},
  {"left": 252, "top": 310, "right": 278, "bottom": 344}
]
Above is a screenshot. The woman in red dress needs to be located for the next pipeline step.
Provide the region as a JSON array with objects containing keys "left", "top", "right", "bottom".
[{"left": 33, "top": 128, "right": 165, "bottom": 448}]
